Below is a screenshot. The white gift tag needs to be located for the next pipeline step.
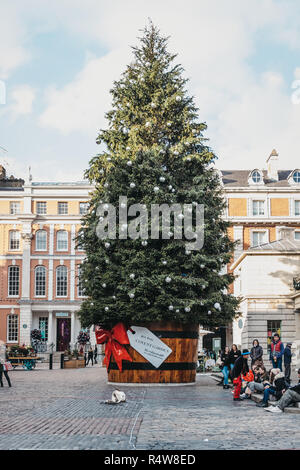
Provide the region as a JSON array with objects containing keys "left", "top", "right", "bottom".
[{"left": 128, "top": 326, "right": 172, "bottom": 368}]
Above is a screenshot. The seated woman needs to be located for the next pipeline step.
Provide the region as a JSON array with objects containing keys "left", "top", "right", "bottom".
[{"left": 256, "top": 368, "right": 286, "bottom": 408}]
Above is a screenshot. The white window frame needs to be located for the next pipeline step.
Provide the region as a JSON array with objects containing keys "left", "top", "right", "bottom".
[
  {"left": 56, "top": 230, "right": 68, "bottom": 251},
  {"left": 9, "top": 230, "right": 20, "bottom": 251},
  {"left": 35, "top": 266, "right": 46, "bottom": 297},
  {"left": 7, "top": 314, "right": 18, "bottom": 343},
  {"left": 77, "top": 264, "right": 86, "bottom": 297},
  {"left": 79, "top": 202, "right": 88, "bottom": 215},
  {"left": 10, "top": 201, "right": 21, "bottom": 215},
  {"left": 295, "top": 231, "right": 300, "bottom": 241},
  {"left": 58, "top": 202, "right": 68, "bottom": 215},
  {"left": 294, "top": 200, "right": 300, "bottom": 217},
  {"left": 56, "top": 265, "right": 68, "bottom": 298},
  {"left": 36, "top": 201, "right": 47, "bottom": 215},
  {"left": 8, "top": 266, "right": 20, "bottom": 297},
  {"left": 251, "top": 199, "right": 266, "bottom": 217},
  {"left": 250, "top": 229, "right": 269, "bottom": 247},
  {"left": 36, "top": 230, "right": 47, "bottom": 251}
]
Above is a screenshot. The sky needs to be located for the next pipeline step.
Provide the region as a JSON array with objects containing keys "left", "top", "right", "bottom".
[{"left": 1, "top": 0, "right": 300, "bottom": 182}]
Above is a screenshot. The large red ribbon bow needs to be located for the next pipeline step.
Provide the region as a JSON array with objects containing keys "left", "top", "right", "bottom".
[{"left": 95, "top": 322, "right": 132, "bottom": 372}]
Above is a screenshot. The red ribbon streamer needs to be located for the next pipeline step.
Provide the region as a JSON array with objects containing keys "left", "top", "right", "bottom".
[{"left": 95, "top": 322, "right": 132, "bottom": 372}]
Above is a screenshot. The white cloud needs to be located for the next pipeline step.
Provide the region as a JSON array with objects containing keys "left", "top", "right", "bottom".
[
  {"left": 0, "top": 4, "right": 30, "bottom": 78},
  {"left": 3, "top": 0, "right": 300, "bottom": 179},
  {"left": 0, "top": 85, "right": 36, "bottom": 122}
]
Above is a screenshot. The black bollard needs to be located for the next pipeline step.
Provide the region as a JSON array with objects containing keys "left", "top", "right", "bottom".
[
  {"left": 49, "top": 353, "right": 53, "bottom": 370},
  {"left": 60, "top": 353, "right": 64, "bottom": 369}
]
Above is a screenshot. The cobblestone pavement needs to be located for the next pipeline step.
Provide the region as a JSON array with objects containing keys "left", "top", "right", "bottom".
[{"left": 0, "top": 367, "right": 299, "bottom": 450}]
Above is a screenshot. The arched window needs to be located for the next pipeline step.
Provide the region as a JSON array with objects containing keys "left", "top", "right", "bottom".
[
  {"left": 56, "top": 265, "right": 67, "bottom": 297},
  {"left": 36, "top": 230, "right": 47, "bottom": 251},
  {"left": 57, "top": 230, "right": 68, "bottom": 251},
  {"left": 252, "top": 170, "right": 262, "bottom": 183},
  {"left": 35, "top": 266, "right": 46, "bottom": 297},
  {"left": 8, "top": 266, "right": 20, "bottom": 296},
  {"left": 292, "top": 170, "right": 300, "bottom": 184},
  {"left": 9, "top": 230, "right": 20, "bottom": 251},
  {"left": 7, "top": 314, "right": 18, "bottom": 342}
]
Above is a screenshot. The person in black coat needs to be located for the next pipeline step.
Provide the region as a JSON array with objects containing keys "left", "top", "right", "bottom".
[
  {"left": 250, "top": 339, "right": 263, "bottom": 367},
  {"left": 221, "top": 346, "right": 231, "bottom": 389},
  {"left": 229, "top": 344, "right": 241, "bottom": 372},
  {"left": 283, "top": 342, "right": 292, "bottom": 384},
  {"left": 232, "top": 349, "right": 250, "bottom": 401}
]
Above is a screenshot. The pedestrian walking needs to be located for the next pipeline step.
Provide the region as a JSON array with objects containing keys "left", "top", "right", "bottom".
[
  {"left": 86, "top": 346, "right": 94, "bottom": 366},
  {"left": 269, "top": 334, "right": 284, "bottom": 371},
  {"left": 94, "top": 344, "right": 98, "bottom": 365},
  {"left": 250, "top": 339, "right": 263, "bottom": 368},
  {"left": 221, "top": 346, "right": 231, "bottom": 389},
  {"left": 283, "top": 342, "right": 292, "bottom": 384},
  {"left": 231, "top": 349, "right": 250, "bottom": 401},
  {"left": 0, "top": 340, "right": 12, "bottom": 388}
]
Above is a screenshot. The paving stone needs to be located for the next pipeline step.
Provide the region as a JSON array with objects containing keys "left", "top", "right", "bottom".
[{"left": 0, "top": 367, "right": 299, "bottom": 450}]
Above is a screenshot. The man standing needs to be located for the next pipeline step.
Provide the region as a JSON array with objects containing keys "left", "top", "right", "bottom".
[
  {"left": 269, "top": 334, "right": 284, "bottom": 371},
  {"left": 283, "top": 342, "right": 292, "bottom": 384},
  {"left": 232, "top": 349, "right": 250, "bottom": 401}
]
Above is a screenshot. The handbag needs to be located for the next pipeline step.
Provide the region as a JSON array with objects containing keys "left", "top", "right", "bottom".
[{"left": 4, "top": 361, "right": 13, "bottom": 371}]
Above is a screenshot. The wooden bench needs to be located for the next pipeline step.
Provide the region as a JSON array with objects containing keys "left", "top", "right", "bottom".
[{"left": 8, "top": 357, "right": 41, "bottom": 370}]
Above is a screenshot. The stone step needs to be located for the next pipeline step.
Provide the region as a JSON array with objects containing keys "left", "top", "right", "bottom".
[{"left": 251, "top": 393, "right": 300, "bottom": 413}]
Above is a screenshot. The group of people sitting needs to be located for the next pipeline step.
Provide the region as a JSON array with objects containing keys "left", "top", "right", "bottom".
[{"left": 219, "top": 335, "right": 300, "bottom": 413}]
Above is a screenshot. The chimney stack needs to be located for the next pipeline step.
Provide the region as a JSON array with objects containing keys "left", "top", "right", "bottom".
[
  {"left": 266, "top": 149, "right": 279, "bottom": 181},
  {"left": 0, "top": 165, "right": 6, "bottom": 180}
]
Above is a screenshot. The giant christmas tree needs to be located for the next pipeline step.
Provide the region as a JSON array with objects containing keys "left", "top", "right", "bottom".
[{"left": 77, "top": 23, "right": 240, "bottom": 332}]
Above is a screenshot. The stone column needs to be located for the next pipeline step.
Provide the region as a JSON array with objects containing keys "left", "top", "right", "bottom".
[
  {"left": 48, "top": 310, "right": 53, "bottom": 348},
  {"left": 19, "top": 304, "right": 33, "bottom": 345},
  {"left": 71, "top": 311, "right": 75, "bottom": 348}
]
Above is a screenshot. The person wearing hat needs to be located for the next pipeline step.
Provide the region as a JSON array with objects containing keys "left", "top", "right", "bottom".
[
  {"left": 283, "top": 342, "right": 293, "bottom": 384},
  {"left": 231, "top": 349, "right": 250, "bottom": 401}
]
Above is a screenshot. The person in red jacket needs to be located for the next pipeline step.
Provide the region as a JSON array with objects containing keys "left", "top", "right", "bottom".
[
  {"left": 269, "top": 334, "right": 284, "bottom": 371},
  {"left": 231, "top": 349, "right": 250, "bottom": 401}
]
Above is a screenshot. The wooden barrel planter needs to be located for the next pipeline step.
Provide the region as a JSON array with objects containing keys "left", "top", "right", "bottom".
[
  {"left": 64, "top": 358, "right": 85, "bottom": 369},
  {"left": 107, "top": 321, "right": 199, "bottom": 385}
]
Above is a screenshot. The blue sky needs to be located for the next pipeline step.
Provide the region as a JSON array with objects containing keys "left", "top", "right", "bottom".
[{"left": 1, "top": 0, "right": 300, "bottom": 181}]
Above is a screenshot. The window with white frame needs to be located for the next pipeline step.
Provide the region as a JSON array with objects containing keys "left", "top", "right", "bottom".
[
  {"left": 58, "top": 202, "right": 68, "bottom": 215},
  {"left": 57, "top": 230, "right": 68, "bottom": 251},
  {"left": 77, "top": 265, "right": 85, "bottom": 297},
  {"left": 36, "top": 201, "right": 47, "bottom": 215},
  {"left": 10, "top": 201, "right": 20, "bottom": 214},
  {"left": 252, "top": 200, "right": 265, "bottom": 216},
  {"left": 79, "top": 202, "right": 89, "bottom": 215},
  {"left": 293, "top": 171, "right": 300, "bottom": 184},
  {"left": 7, "top": 314, "right": 18, "bottom": 342},
  {"left": 295, "top": 231, "right": 300, "bottom": 241},
  {"left": 39, "top": 316, "right": 48, "bottom": 341},
  {"left": 8, "top": 266, "right": 20, "bottom": 296},
  {"left": 9, "top": 230, "right": 20, "bottom": 251},
  {"left": 295, "top": 200, "right": 300, "bottom": 216},
  {"left": 35, "top": 266, "right": 46, "bottom": 297},
  {"left": 251, "top": 170, "right": 262, "bottom": 184},
  {"left": 36, "top": 230, "right": 47, "bottom": 251},
  {"left": 56, "top": 265, "right": 68, "bottom": 297},
  {"left": 251, "top": 231, "right": 267, "bottom": 247}
]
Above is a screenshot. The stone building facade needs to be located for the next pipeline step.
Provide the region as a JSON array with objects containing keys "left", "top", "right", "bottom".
[{"left": 0, "top": 149, "right": 299, "bottom": 355}]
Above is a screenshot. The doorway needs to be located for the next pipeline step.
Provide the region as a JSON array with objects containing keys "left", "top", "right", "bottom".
[{"left": 56, "top": 318, "right": 71, "bottom": 351}]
